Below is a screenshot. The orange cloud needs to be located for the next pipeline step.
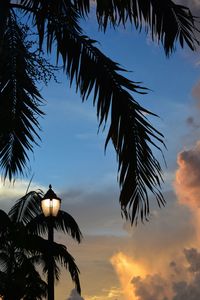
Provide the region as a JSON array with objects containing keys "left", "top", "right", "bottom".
[
  {"left": 174, "top": 141, "right": 200, "bottom": 244},
  {"left": 110, "top": 252, "right": 147, "bottom": 300},
  {"left": 111, "top": 249, "right": 200, "bottom": 300},
  {"left": 174, "top": 141, "right": 200, "bottom": 208},
  {"left": 109, "top": 140, "right": 200, "bottom": 299}
]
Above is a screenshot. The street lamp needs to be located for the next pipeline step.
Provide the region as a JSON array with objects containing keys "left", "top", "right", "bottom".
[{"left": 41, "top": 185, "right": 61, "bottom": 300}]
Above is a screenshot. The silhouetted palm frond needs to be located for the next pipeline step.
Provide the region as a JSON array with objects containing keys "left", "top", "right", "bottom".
[
  {"left": 32, "top": 14, "right": 164, "bottom": 223},
  {"left": 9, "top": 191, "right": 83, "bottom": 240},
  {"left": 29, "top": 239, "right": 81, "bottom": 293},
  {"left": 0, "top": 198, "right": 82, "bottom": 298},
  {"left": 9, "top": 191, "right": 43, "bottom": 224},
  {"left": 18, "top": 0, "right": 82, "bottom": 48},
  {"left": 0, "top": 251, "right": 47, "bottom": 300},
  {"left": 14, "top": 0, "right": 199, "bottom": 54},
  {"left": 73, "top": 0, "right": 199, "bottom": 55},
  {"left": 51, "top": 242, "right": 81, "bottom": 294},
  {"left": 54, "top": 211, "right": 82, "bottom": 242},
  {"left": 0, "top": 209, "right": 11, "bottom": 232},
  {"left": 0, "top": 11, "right": 44, "bottom": 180},
  {"left": 27, "top": 211, "right": 83, "bottom": 242}
]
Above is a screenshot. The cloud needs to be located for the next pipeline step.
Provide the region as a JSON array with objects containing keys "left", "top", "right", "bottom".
[
  {"left": 182, "top": 78, "right": 200, "bottom": 146},
  {"left": 174, "top": 141, "right": 200, "bottom": 208},
  {"left": 132, "top": 274, "right": 170, "bottom": 300},
  {"left": 174, "top": 142, "right": 200, "bottom": 243},
  {"left": 192, "top": 80, "right": 200, "bottom": 109},
  {"left": 110, "top": 252, "right": 173, "bottom": 300},
  {"left": 2, "top": 180, "right": 193, "bottom": 300},
  {"left": 172, "top": 248, "right": 200, "bottom": 300},
  {"left": 1, "top": 177, "right": 195, "bottom": 300},
  {"left": 0, "top": 179, "right": 45, "bottom": 212},
  {"left": 84, "top": 288, "right": 123, "bottom": 300},
  {"left": 186, "top": 116, "right": 200, "bottom": 129},
  {"left": 111, "top": 252, "right": 147, "bottom": 300},
  {"left": 55, "top": 235, "right": 134, "bottom": 300},
  {"left": 124, "top": 248, "right": 200, "bottom": 300},
  {"left": 105, "top": 286, "right": 123, "bottom": 298},
  {"left": 66, "top": 289, "right": 84, "bottom": 300},
  {"left": 107, "top": 141, "right": 200, "bottom": 300},
  {"left": 175, "top": 0, "right": 200, "bottom": 16},
  {"left": 60, "top": 186, "right": 124, "bottom": 236},
  {"left": 131, "top": 143, "right": 200, "bottom": 299},
  {"left": 1, "top": 181, "right": 196, "bottom": 300}
]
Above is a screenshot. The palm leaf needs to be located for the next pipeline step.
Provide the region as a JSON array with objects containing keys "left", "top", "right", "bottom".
[
  {"left": 11, "top": 8, "right": 164, "bottom": 223},
  {"left": 54, "top": 211, "right": 82, "bottom": 242},
  {"left": 0, "top": 0, "right": 10, "bottom": 40},
  {"left": 0, "top": 252, "right": 47, "bottom": 300},
  {"left": 30, "top": 14, "right": 164, "bottom": 223},
  {"left": 27, "top": 211, "right": 83, "bottom": 242},
  {"left": 15, "top": 0, "right": 199, "bottom": 55},
  {"left": 0, "top": 202, "right": 82, "bottom": 296},
  {"left": 16, "top": 0, "right": 82, "bottom": 48},
  {"left": 9, "top": 190, "right": 83, "bottom": 241},
  {"left": 0, "top": 210, "right": 11, "bottom": 232},
  {"left": 0, "top": 252, "right": 10, "bottom": 273},
  {"left": 73, "top": 0, "right": 199, "bottom": 55},
  {"left": 51, "top": 242, "right": 81, "bottom": 294},
  {"left": 0, "top": 271, "right": 7, "bottom": 297},
  {"left": 0, "top": 11, "right": 44, "bottom": 180},
  {"left": 8, "top": 191, "right": 43, "bottom": 224},
  {"left": 16, "top": 257, "right": 47, "bottom": 300},
  {"left": 24, "top": 237, "right": 81, "bottom": 293}
]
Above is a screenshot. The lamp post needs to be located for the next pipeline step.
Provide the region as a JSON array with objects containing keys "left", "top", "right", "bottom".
[{"left": 41, "top": 185, "right": 61, "bottom": 300}]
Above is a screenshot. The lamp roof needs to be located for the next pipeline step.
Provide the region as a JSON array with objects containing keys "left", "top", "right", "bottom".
[{"left": 42, "top": 184, "right": 61, "bottom": 201}]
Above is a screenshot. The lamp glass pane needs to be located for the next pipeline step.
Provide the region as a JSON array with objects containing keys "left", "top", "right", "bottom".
[{"left": 41, "top": 198, "right": 61, "bottom": 217}]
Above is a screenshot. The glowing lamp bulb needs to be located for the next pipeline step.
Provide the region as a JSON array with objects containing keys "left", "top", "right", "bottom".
[{"left": 41, "top": 185, "right": 61, "bottom": 217}]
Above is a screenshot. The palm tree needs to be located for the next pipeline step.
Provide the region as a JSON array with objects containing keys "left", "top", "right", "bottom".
[
  {"left": 0, "top": 0, "right": 199, "bottom": 223},
  {"left": 0, "top": 191, "right": 82, "bottom": 300},
  {"left": 0, "top": 249, "right": 48, "bottom": 300}
]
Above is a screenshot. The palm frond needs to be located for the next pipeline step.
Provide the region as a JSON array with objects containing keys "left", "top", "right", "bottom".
[
  {"left": 32, "top": 15, "right": 164, "bottom": 223},
  {"left": 30, "top": 253, "right": 61, "bottom": 281},
  {"left": 0, "top": 202, "right": 81, "bottom": 297},
  {"left": 0, "top": 270, "right": 7, "bottom": 296},
  {"left": 51, "top": 242, "right": 81, "bottom": 294},
  {"left": 24, "top": 237, "right": 81, "bottom": 293},
  {"left": 0, "top": 11, "right": 44, "bottom": 180},
  {"left": 0, "top": 210, "right": 11, "bottom": 232},
  {"left": 0, "top": 0, "right": 10, "bottom": 40},
  {"left": 8, "top": 191, "right": 43, "bottom": 224},
  {"left": 27, "top": 211, "right": 82, "bottom": 242},
  {"left": 17, "top": 257, "right": 47, "bottom": 300},
  {"left": 0, "top": 252, "right": 47, "bottom": 300},
  {"left": 16, "top": 0, "right": 82, "bottom": 48},
  {"left": 0, "top": 252, "right": 10, "bottom": 273},
  {"left": 54, "top": 211, "right": 82, "bottom": 242},
  {"left": 9, "top": 190, "right": 83, "bottom": 241},
  {"left": 72, "top": 0, "right": 199, "bottom": 55}
]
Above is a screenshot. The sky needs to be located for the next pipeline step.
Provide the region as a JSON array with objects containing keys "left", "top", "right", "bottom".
[{"left": 2, "top": 1, "right": 200, "bottom": 300}]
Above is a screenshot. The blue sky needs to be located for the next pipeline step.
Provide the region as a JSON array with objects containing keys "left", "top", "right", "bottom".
[{"left": 2, "top": 2, "right": 200, "bottom": 300}]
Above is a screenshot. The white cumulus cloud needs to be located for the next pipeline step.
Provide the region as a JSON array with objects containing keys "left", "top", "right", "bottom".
[{"left": 67, "top": 289, "right": 85, "bottom": 300}]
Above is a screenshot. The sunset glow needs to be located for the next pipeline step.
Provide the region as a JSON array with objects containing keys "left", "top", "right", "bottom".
[{"left": 111, "top": 252, "right": 147, "bottom": 300}]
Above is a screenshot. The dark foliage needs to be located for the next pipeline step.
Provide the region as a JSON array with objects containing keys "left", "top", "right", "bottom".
[{"left": 0, "top": 191, "right": 82, "bottom": 298}]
